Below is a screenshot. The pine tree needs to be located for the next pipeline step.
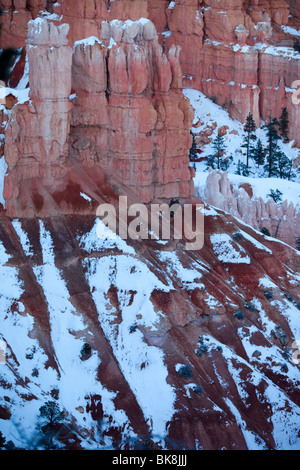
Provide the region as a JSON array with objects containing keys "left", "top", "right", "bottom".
[
  {"left": 0, "top": 431, "right": 6, "bottom": 449},
  {"left": 241, "top": 112, "right": 257, "bottom": 168},
  {"left": 264, "top": 150, "right": 279, "bottom": 178},
  {"left": 235, "top": 159, "right": 250, "bottom": 176},
  {"left": 0, "top": 48, "right": 21, "bottom": 81},
  {"left": 261, "top": 227, "right": 271, "bottom": 236},
  {"left": 253, "top": 139, "right": 265, "bottom": 166},
  {"left": 206, "top": 134, "right": 228, "bottom": 170},
  {"left": 296, "top": 236, "right": 300, "bottom": 251},
  {"left": 264, "top": 117, "right": 281, "bottom": 177},
  {"left": 279, "top": 107, "right": 289, "bottom": 141},
  {"left": 267, "top": 189, "right": 283, "bottom": 204},
  {"left": 39, "top": 401, "right": 64, "bottom": 427},
  {"left": 189, "top": 133, "right": 198, "bottom": 161},
  {"left": 277, "top": 150, "right": 294, "bottom": 180}
]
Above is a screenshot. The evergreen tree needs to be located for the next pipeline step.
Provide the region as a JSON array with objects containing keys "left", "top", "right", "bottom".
[
  {"left": 206, "top": 134, "right": 228, "bottom": 170},
  {"left": 279, "top": 107, "right": 289, "bottom": 141},
  {"left": 276, "top": 150, "right": 295, "bottom": 180},
  {"left": 39, "top": 401, "right": 64, "bottom": 427},
  {"left": 267, "top": 189, "right": 283, "bottom": 204},
  {"left": 241, "top": 112, "right": 257, "bottom": 168},
  {"left": 0, "top": 48, "right": 21, "bottom": 81},
  {"left": 264, "top": 150, "right": 279, "bottom": 178},
  {"left": 296, "top": 236, "right": 300, "bottom": 251},
  {"left": 253, "top": 139, "right": 265, "bottom": 167},
  {"left": 235, "top": 159, "right": 250, "bottom": 176},
  {"left": 261, "top": 227, "right": 271, "bottom": 236},
  {"left": 221, "top": 153, "right": 233, "bottom": 171},
  {"left": 0, "top": 431, "right": 6, "bottom": 449},
  {"left": 263, "top": 117, "right": 281, "bottom": 177},
  {"left": 189, "top": 133, "right": 198, "bottom": 161}
]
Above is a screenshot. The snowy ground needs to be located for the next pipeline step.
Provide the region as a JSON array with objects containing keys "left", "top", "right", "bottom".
[{"left": 183, "top": 89, "right": 300, "bottom": 207}]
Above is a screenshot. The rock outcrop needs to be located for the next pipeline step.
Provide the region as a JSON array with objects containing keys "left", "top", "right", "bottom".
[
  {"left": 2, "top": 17, "right": 195, "bottom": 216},
  {"left": 0, "top": 1, "right": 300, "bottom": 452},
  {"left": 200, "top": 170, "right": 300, "bottom": 248},
  {"left": 287, "top": 0, "right": 300, "bottom": 19},
  {"left": 156, "top": 0, "right": 300, "bottom": 144},
  {"left": 3, "top": 18, "right": 73, "bottom": 215},
  {"left": 70, "top": 19, "right": 194, "bottom": 203}
]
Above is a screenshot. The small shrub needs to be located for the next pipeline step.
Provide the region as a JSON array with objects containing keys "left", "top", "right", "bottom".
[
  {"left": 282, "top": 348, "right": 290, "bottom": 361},
  {"left": 39, "top": 401, "right": 64, "bottom": 426},
  {"left": 232, "top": 232, "right": 243, "bottom": 241},
  {"left": 129, "top": 324, "right": 138, "bottom": 334},
  {"left": 196, "top": 344, "right": 208, "bottom": 356},
  {"left": 80, "top": 342, "right": 92, "bottom": 360},
  {"left": 193, "top": 385, "right": 203, "bottom": 396},
  {"left": 261, "top": 227, "right": 270, "bottom": 236},
  {"left": 0, "top": 431, "right": 6, "bottom": 449},
  {"left": 243, "top": 302, "right": 256, "bottom": 312},
  {"left": 233, "top": 310, "right": 244, "bottom": 320},
  {"left": 264, "top": 290, "right": 273, "bottom": 300},
  {"left": 5, "top": 440, "right": 15, "bottom": 450},
  {"left": 177, "top": 365, "right": 193, "bottom": 378},
  {"left": 279, "top": 332, "right": 288, "bottom": 346},
  {"left": 293, "top": 38, "right": 300, "bottom": 53},
  {"left": 283, "top": 292, "right": 293, "bottom": 302},
  {"left": 272, "top": 325, "right": 288, "bottom": 346},
  {"left": 267, "top": 189, "right": 283, "bottom": 204},
  {"left": 32, "top": 368, "right": 39, "bottom": 377}
]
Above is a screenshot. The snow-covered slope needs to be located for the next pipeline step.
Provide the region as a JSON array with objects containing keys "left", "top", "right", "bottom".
[
  {"left": 0, "top": 207, "right": 300, "bottom": 450},
  {"left": 183, "top": 88, "right": 300, "bottom": 182},
  {"left": 183, "top": 89, "right": 300, "bottom": 248}
]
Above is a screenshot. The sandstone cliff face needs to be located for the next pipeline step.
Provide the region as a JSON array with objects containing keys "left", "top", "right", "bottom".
[
  {"left": 156, "top": 0, "right": 300, "bottom": 144},
  {"left": 2, "top": 17, "right": 195, "bottom": 216},
  {"left": 70, "top": 19, "right": 194, "bottom": 203},
  {"left": 3, "top": 18, "right": 73, "bottom": 214},
  {"left": 1, "top": 0, "right": 300, "bottom": 146}
]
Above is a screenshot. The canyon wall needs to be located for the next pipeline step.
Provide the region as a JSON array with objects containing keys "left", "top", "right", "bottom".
[
  {"left": 157, "top": 0, "right": 300, "bottom": 144},
  {"left": 1, "top": 0, "right": 299, "bottom": 145},
  {"left": 287, "top": 0, "right": 300, "bottom": 19},
  {"left": 2, "top": 17, "right": 195, "bottom": 216},
  {"left": 70, "top": 19, "right": 194, "bottom": 203}
]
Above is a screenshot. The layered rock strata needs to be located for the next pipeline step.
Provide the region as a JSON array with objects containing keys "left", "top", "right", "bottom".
[
  {"left": 70, "top": 19, "right": 194, "bottom": 203},
  {"left": 3, "top": 18, "right": 73, "bottom": 215},
  {"left": 2, "top": 17, "right": 195, "bottom": 215},
  {"left": 1, "top": 0, "right": 300, "bottom": 146}
]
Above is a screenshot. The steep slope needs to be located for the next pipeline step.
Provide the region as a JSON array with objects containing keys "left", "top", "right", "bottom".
[
  {"left": 185, "top": 88, "right": 300, "bottom": 248},
  {"left": 0, "top": 189, "right": 300, "bottom": 449}
]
